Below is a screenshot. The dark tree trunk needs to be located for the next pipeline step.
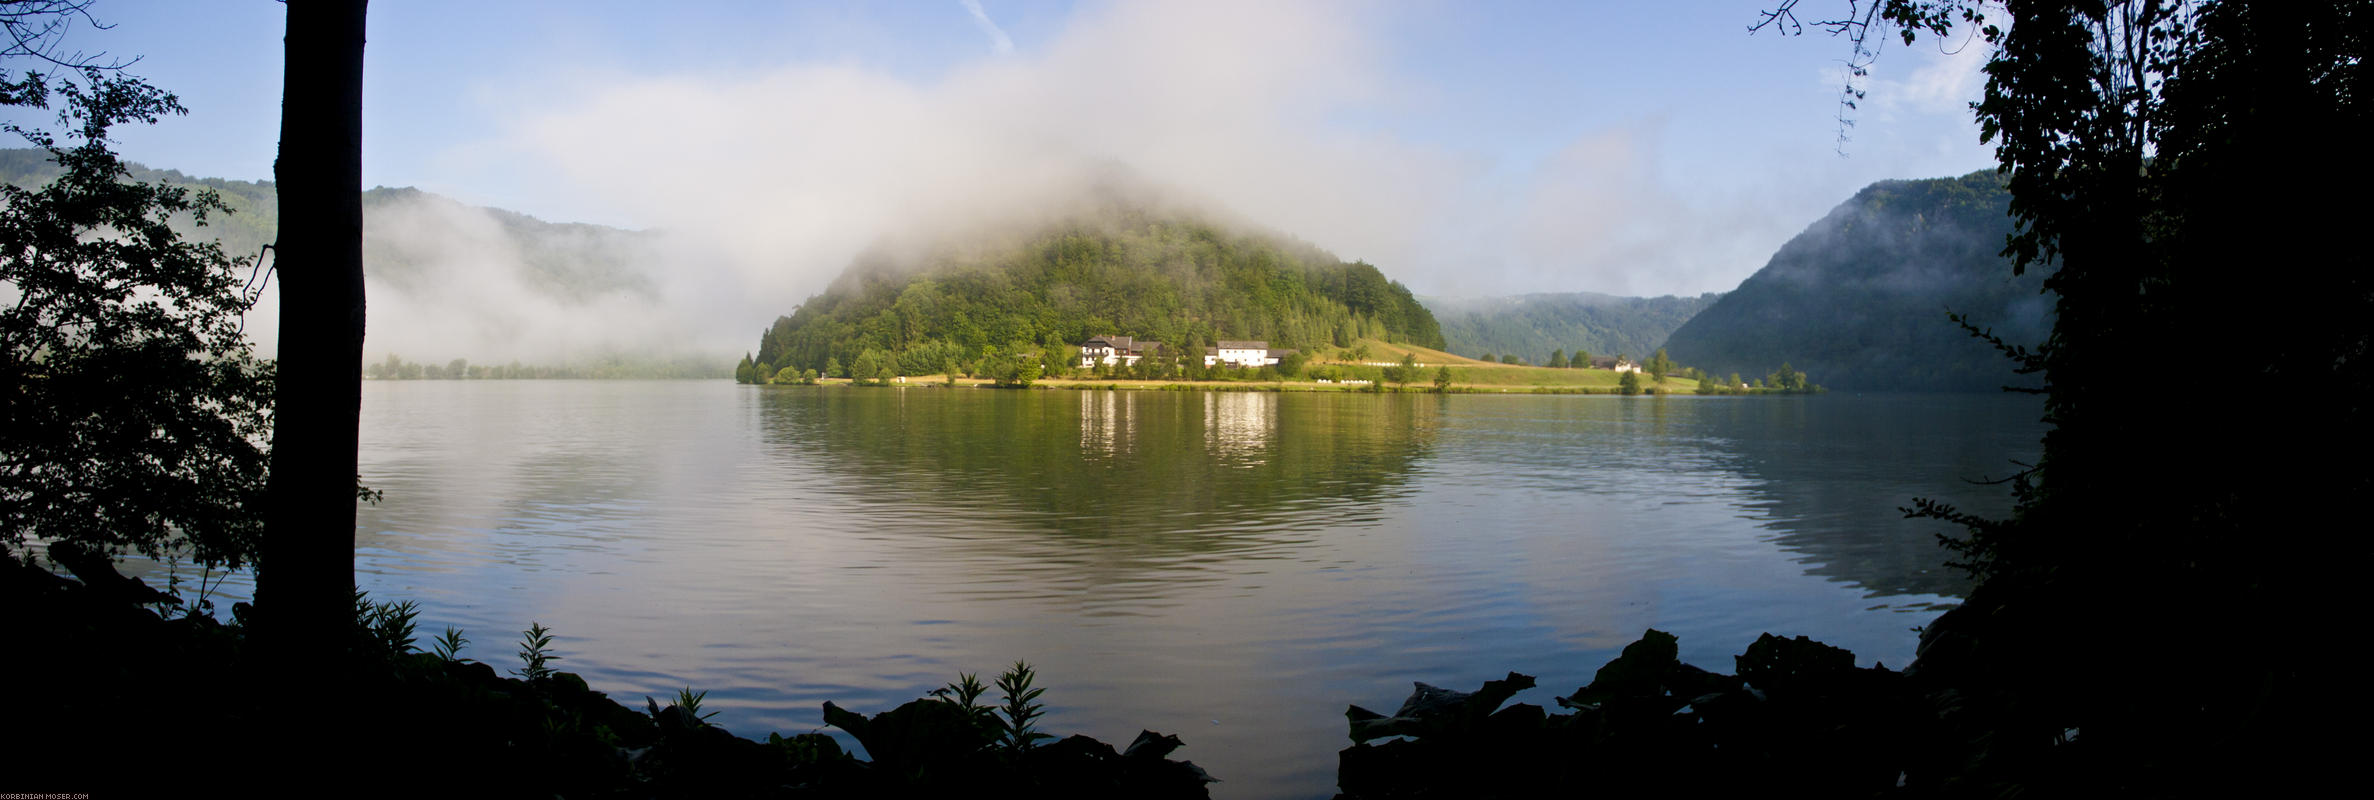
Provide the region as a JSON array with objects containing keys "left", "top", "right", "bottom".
[{"left": 259, "top": 1, "right": 367, "bottom": 648}]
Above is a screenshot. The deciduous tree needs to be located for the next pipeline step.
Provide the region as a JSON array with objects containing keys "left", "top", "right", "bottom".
[
  {"left": 1647, "top": 348, "right": 1673, "bottom": 383},
  {"left": 0, "top": 56, "right": 272, "bottom": 575},
  {"left": 1768, "top": 1, "right": 2373, "bottom": 791}
]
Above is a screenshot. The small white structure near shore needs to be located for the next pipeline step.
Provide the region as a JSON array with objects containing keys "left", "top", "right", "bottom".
[
  {"left": 1584, "top": 355, "right": 1641, "bottom": 373},
  {"left": 1205, "top": 340, "right": 1292, "bottom": 368},
  {"left": 1081, "top": 336, "right": 1297, "bottom": 369},
  {"left": 1080, "top": 335, "right": 1163, "bottom": 367}
]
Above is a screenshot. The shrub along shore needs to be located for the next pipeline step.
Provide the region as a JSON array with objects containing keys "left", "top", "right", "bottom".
[
  {"left": 13, "top": 545, "right": 1963, "bottom": 798},
  {"left": 4, "top": 550, "right": 1215, "bottom": 798},
  {"left": 809, "top": 378, "right": 1814, "bottom": 395},
  {"left": 748, "top": 338, "right": 1819, "bottom": 396}
]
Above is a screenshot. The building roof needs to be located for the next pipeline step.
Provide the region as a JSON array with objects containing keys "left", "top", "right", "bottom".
[{"left": 1215, "top": 340, "right": 1268, "bottom": 350}]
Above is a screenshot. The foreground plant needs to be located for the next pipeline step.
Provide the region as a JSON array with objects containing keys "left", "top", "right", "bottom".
[
  {"left": 825, "top": 662, "right": 1214, "bottom": 796},
  {"left": 995, "top": 660, "right": 1053, "bottom": 753},
  {"left": 431, "top": 625, "right": 470, "bottom": 663},
  {"left": 514, "top": 621, "right": 560, "bottom": 681}
]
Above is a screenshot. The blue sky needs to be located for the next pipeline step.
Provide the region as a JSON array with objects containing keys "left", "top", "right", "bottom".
[{"left": 8, "top": 0, "right": 1997, "bottom": 302}]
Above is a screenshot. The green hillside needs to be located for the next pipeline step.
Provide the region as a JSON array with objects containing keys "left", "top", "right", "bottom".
[
  {"left": 751, "top": 201, "right": 1444, "bottom": 379},
  {"left": 1663, "top": 170, "right": 2050, "bottom": 392},
  {"left": 0, "top": 148, "right": 654, "bottom": 301},
  {"left": 0, "top": 147, "right": 277, "bottom": 261},
  {"left": 1, "top": 147, "right": 715, "bottom": 376},
  {"left": 1424, "top": 291, "right": 1722, "bottom": 365}
]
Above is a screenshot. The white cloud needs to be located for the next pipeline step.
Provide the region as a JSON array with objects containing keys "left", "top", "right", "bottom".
[
  {"left": 376, "top": 0, "right": 1983, "bottom": 362},
  {"left": 470, "top": 0, "right": 1468, "bottom": 312},
  {"left": 1820, "top": 32, "right": 1992, "bottom": 124},
  {"left": 1896, "top": 40, "right": 1989, "bottom": 110},
  {"left": 960, "top": 0, "right": 1016, "bottom": 56}
]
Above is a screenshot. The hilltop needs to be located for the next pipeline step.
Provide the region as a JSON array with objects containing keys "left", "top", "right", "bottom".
[
  {"left": 748, "top": 187, "right": 1444, "bottom": 380},
  {"left": 0, "top": 148, "right": 657, "bottom": 302},
  {"left": 1, "top": 148, "right": 719, "bottom": 373},
  {"left": 1663, "top": 171, "right": 2049, "bottom": 392}
]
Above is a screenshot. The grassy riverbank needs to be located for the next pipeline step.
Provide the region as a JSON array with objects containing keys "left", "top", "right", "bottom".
[
  {"left": 796, "top": 375, "right": 1747, "bottom": 394},
  {"left": 787, "top": 376, "right": 1824, "bottom": 395},
  {"left": 755, "top": 338, "right": 1825, "bottom": 395}
]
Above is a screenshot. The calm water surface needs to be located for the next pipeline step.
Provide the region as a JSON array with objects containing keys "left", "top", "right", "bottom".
[{"left": 248, "top": 382, "right": 2044, "bottom": 798}]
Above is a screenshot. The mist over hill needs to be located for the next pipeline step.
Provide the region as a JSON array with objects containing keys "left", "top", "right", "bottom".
[
  {"left": 5, "top": 147, "right": 2051, "bottom": 390},
  {"left": 1423, "top": 292, "right": 1722, "bottom": 364},
  {"left": 1663, "top": 171, "right": 2050, "bottom": 392},
  {"left": 1, "top": 148, "right": 719, "bottom": 370},
  {"left": 750, "top": 173, "right": 1444, "bottom": 378}
]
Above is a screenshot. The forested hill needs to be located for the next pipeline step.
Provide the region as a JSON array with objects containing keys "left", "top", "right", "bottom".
[
  {"left": 1, "top": 147, "right": 278, "bottom": 260},
  {"left": 1, "top": 147, "right": 715, "bottom": 371},
  {"left": 1663, "top": 170, "right": 2050, "bottom": 392},
  {"left": 751, "top": 202, "right": 1443, "bottom": 378},
  {"left": 0, "top": 148, "right": 657, "bottom": 302},
  {"left": 1423, "top": 292, "right": 1721, "bottom": 364}
]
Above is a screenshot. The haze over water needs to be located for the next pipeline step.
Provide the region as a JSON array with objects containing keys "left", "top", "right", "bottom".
[{"left": 309, "top": 382, "right": 2038, "bottom": 798}]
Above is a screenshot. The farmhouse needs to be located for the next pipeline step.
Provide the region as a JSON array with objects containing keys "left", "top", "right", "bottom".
[
  {"left": 1079, "top": 335, "right": 1164, "bottom": 368},
  {"left": 1585, "top": 356, "right": 1641, "bottom": 373},
  {"left": 1079, "top": 336, "right": 1296, "bottom": 369},
  {"left": 1205, "top": 340, "right": 1294, "bottom": 368}
]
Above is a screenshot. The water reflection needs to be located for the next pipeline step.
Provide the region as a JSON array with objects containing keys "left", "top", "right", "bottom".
[
  {"left": 90, "top": 384, "right": 2048, "bottom": 800},
  {"left": 1204, "top": 391, "right": 1276, "bottom": 464},
  {"left": 1079, "top": 390, "right": 1137, "bottom": 457},
  {"left": 1417, "top": 393, "right": 2039, "bottom": 604},
  {"left": 1701, "top": 394, "right": 2042, "bottom": 601},
  {"left": 756, "top": 388, "right": 1431, "bottom": 546}
]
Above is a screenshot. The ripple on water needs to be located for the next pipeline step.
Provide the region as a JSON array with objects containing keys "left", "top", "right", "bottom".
[{"left": 314, "top": 384, "right": 2047, "bottom": 799}]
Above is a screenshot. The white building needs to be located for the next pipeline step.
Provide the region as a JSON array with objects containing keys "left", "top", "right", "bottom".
[
  {"left": 1204, "top": 340, "right": 1293, "bottom": 368},
  {"left": 1079, "top": 335, "right": 1163, "bottom": 368},
  {"left": 1584, "top": 355, "right": 1641, "bottom": 373}
]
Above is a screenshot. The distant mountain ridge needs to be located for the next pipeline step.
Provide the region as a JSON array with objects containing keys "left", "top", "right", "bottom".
[
  {"left": 1, "top": 147, "right": 718, "bottom": 370},
  {"left": 1423, "top": 291, "right": 1722, "bottom": 364},
  {"left": 4, "top": 148, "right": 2046, "bottom": 388},
  {"left": 0, "top": 147, "right": 279, "bottom": 259},
  {"left": 1662, "top": 170, "right": 2050, "bottom": 392},
  {"left": 0, "top": 147, "right": 656, "bottom": 303}
]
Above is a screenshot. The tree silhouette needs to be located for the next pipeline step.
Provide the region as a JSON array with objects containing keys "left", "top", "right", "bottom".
[
  {"left": 256, "top": 0, "right": 366, "bottom": 649},
  {"left": 1, "top": 46, "right": 272, "bottom": 575},
  {"left": 1773, "top": 2, "right": 2373, "bottom": 792}
]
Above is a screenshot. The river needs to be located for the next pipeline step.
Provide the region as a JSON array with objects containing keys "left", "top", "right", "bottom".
[{"left": 182, "top": 382, "right": 2046, "bottom": 798}]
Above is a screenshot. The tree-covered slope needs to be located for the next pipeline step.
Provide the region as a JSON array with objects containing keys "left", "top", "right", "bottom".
[
  {"left": 0, "top": 148, "right": 656, "bottom": 303},
  {"left": 1423, "top": 291, "right": 1722, "bottom": 364},
  {"left": 3, "top": 148, "right": 709, "bottom": 372},
  {"left": 751, "top": 201, "right": 1444, "bottom": 378},
  {"left": 1, "top": 147, "right": 276, "bottom": 259},
  {"left": 1662, "top": 171, "right": 2050, "bottom": 392}
]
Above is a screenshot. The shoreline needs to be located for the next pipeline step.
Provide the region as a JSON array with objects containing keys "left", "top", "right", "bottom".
[{"left": 766, "top": 377, "right": 1813, "bottom": 396}]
